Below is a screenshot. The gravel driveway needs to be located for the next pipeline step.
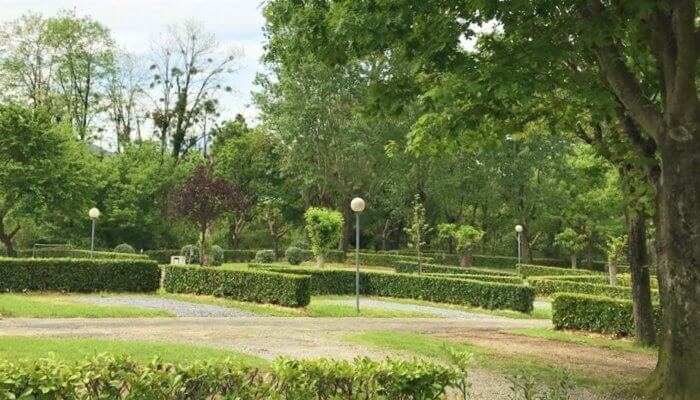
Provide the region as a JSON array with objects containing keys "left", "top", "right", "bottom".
[
  {"left": 74, "top": 296, "right": 255, "bottom": 317},
  {"left": 326, "top": 299, "right": 509, "bottom": 319}
]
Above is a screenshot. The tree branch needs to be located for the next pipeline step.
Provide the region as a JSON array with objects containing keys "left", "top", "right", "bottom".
[{"left": 8, "top": 224, "right": 20, "bottom": 239}]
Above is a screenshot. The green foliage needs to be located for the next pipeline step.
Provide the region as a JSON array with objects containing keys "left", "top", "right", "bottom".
[
  {"left": 258, "top": 265, "right": 534, "bottom": 312},
  {"left": 113, "top": 243, "right": 135, "bottom": 254},
  {"left": 395, "top": 261, "right": 518, "bottom": 277},
  {"left": 352, "top": 252, "right": 434, "bottom": 268},
  {"left": 528, "top": 277, "right": 659, "bottom": 300},
  {"left": 554, "top": 228, "right": 588, "bottom": 259},
  {"left": 163, "top": 265, "right": 311, "bottom": 307},
  {"left": 180, "top": 245, "right": 200, "bottom": 264},
  {"left": 304, "top": 207, "right": 343, "bottom": 266},
  {"left": 404, "top": 195, "right": 431, "bottom": 258},
  {"left": 285, "top": 246, "right": 304, "bottom": 265},
  {"left": 211, "top": 245, "right": 224, "bottom": 266},
  {"left": 425, "top": 273, "right": 523, "bottom": 285},
  {"left": 17, "top": 248, "right": 148, "bottom": 260},
  {"left": 508, "top": 369, "right": 574, "bottom": 400},
  {"left": 517, "top": 264, "right": 595, "bottom": 278},
  {"left": 552, "top": 293, "right": 662, "bottom": 336},
  {"left": 454, "top": 225, "right": 484, "bottom": 253},
  {"left": 255, "top": 249, "right": 276, "bottom": 263},
  {"left": 0, "top": 257, "right": 160, "bottom": 293},
  {"left": 0, "top": 355, "right": 461, "bottom": 399}
]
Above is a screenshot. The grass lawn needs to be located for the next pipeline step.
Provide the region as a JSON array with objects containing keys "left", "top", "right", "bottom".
[
  {"left": 343, "top": 331, "right": 644, "bottom": 397},
  {"left": 0, "top": 336, "right": 266, "bottom": 367},
  {"left": 0, "top": 294, "right": 172, "bottom": 318},
  {"left": 503, "top": 327, "right": 657, "bottom": 355}
]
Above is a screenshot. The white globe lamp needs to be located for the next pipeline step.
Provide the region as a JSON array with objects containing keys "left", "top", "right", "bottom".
[{"left": 351, "top": 197, "right": 365, "bottom": 213}]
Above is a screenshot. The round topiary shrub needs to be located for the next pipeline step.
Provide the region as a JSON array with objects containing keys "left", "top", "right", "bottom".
[
  {"left": 255, "top": 249, "right": 275, "bottom": 264},
  {"left": 285, "top": 246, "right": 304, "bottom": 265},
  {"left": 113, "top": 243, "right": 136, "bottom": 254},
  {"left": 211, "top": 245, "right": 224, "bottom": 266},
  {"left": 181, "top": 245, "right": 200, "bottom": 264},
  {"left": 292, "top": 241, "right": 311, "bottom": 250}
]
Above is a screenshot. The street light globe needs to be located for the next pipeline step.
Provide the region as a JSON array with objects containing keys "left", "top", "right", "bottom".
[
  {"left": 350, "top": 197, "right": 366, "bottom": 213},
  {"left": 515, "top": 224, "right": 523, "bottom": 233},
  {"left": 89, "top": 207, "right": 101, "bottom": 220}
]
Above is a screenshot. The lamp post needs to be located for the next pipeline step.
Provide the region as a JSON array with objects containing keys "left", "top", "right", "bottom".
[
  {"left": 350, "top": 197, "right": 365, "bottom": 313},
  {"left": 515, "top": 225, "right": 523, "bottom": 265},
  {"left": 89, "top": 207, "right": 101, "bottom": 258}
]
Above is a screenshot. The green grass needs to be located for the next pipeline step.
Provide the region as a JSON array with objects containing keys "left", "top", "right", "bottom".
[
  {"left": 0, "top": 294, "right": 172, "bottom": 318},
  {"left": 0, "top": 336, "right": 266, "bottom": 367},
  {"left": 503, "top": 327, "right": 657, "bottom": 355},
  {"left": 343, "top": 331, "right": 645, "bottom": 397}
]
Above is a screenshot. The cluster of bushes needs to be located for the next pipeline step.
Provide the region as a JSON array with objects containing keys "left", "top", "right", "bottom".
[
  {"left": 395, "top": 261, "right": 518, "bottom": 277},
  {"left": 0, "top": 355, "right": 460, "bottom": 400},
  {"left": 350, "top": 252, "right": 434, "bottom": 268},
  {"left": 517, "top": 264, "right": 596, "bottom": 277},
  {"left": 552, "top": 293, "right": 662, "bottom": 335},
  {"left": 255, "top": 265, "right": 534, "bottom": 313},
  {"left": 0, "top": 258, "right": 160, "bottom": 293},
  {"left": 528, "top": 277, "right": 660, "bottom": 300},
  {"left": 163, "top": 265, "right": 311, "bottom": 307},
  {"left": 17, "top": 248, "right": 148, "bottom": 260}
]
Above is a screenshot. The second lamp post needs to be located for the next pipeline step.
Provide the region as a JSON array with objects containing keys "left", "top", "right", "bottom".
[{"left": 350, "top": 197, "right": 365, "bottom": 313}]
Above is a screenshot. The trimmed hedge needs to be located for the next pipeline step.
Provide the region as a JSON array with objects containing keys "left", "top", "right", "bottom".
[
  {"left": 222, "top": 249, "right": 346, "bottom": 264},
  {"left": 162, "top": 265, "right": 310, "bottom": 307},
  {"left": 350, "top": 253, "right": 434, "bottom": 268},
  {"left": 517, "top": 264, "right": 596, "bottom": 277},
  {"left": 0, "top": 257, "right": 160, "bottom": 292},
  {"left": 395, "top": 261, "right": 517, "bottom": 277},
  {"left": 17, "top": 249, "right": 148, "bottom": 260},
  {"left": 255, "top": 265, "right": 534, "bottom": 312},
  {"left": 425, "top": 273, "right": 524, "bottom": 285},
  {"left": 552, "top": 293, "right": 662, "bottom": 335},
  {"left": 144, "top": 249, "right": 179, "bottom": 263},
  {"left": 528, "top": 277, "right": 660, "bottom": 300}
]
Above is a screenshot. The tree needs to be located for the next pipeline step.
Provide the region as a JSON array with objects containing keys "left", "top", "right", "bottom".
[
  {"left": 606, "top": 235, "right": 627, "bottom": 287},
  {"left": 554, "top": 228, "right": 588, "bottom": 269},
  {"left": 258, "top": 197, "right": 290, "bottom": 260},
  {"left": 454, "top": 225, "right": 485, "bottom": 268},
  {"left": 0, "top": 104, "right": 95, "bottom": 256},
  {"left": 169, "top": 164, "right": 242, "bottom": 266},
  {"left": 106, "top": 54, "right": 145, "bottom": 152},
  {"left": 404, "top": 195, "right": 431, "bottom": 274},
  {"left": 304, "top": 207, "right": 343, "bottom": 267}
]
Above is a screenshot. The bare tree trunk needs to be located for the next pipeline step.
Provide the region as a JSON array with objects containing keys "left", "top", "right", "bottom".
[
  {"left": 570, "top": 254, "right": 577, "bottom": 269},
  {"left": 608, "top": 261, "right": 618, "bottom": 286},
  {"left": 340, "top": 205, "right": 352, "bottom": 251},
  {"left": 0, "top": 214, "right": 19, "bottom": 258},
  {"left": 459, "top": 250, "right": 473, "bottom": 267},
  {"left": 626, "top": 210, "right": 656, "bottom": 346}
]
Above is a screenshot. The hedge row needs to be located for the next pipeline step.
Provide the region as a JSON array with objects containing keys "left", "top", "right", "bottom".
[
  {"left": 162, "top": 265, "right": 310, "bottom": 307},
  {"left": 17, "top": 249, "right": 148, "bottom": 260},
  {"left": 517, "top": 264, "right": 597, "bottom": 277},
  {"left": 255, "top": 265, "right": 534, "bottom": 312},
  {"left": 145, "top": 249, "right": 347, "bottom": 264},
  {"left": 527, "top": 277, "right": 660, "bottom": 300},
  {"left": 0, "top": 257, "right": 160, "bottom": 292},
  {"left": 552, "top": 293, "right": 662, "bottom": 335},
  {"left": 425, "top": 273, "right": 524, "bottom": 285},
  {"left": 395, "top": 261, "right": 518, "bottom": 277},
  {"left": 350, "top": 253, "right": 434, "bottom": 268},
  {"left": 0, "top": 356, "right": 459, "bottom": 399}
]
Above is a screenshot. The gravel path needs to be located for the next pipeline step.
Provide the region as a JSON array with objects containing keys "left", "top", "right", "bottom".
[
  {"left": 325, "top": 299, "right": 509, "bottom": 319},
  {"left": 74, "top": 296, "right": 255, "bottom": 317}
]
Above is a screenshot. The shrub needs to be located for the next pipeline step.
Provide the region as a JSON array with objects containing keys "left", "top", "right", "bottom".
[
  {"left": 0, "top": 355, "right": 459, "bottom": 399},
  {"left": 552, "top": 293, "right": 662, "bottom": 335},
  {"left": 113, "top": 243, "right": 136, "bottom": 254},
  {"left": 304, "top": 207, "right": 344, "bottom": 267},
  {"left": 181, "top": 245, "right": 200, "bottom": 264},
  {"left": 418, "top": 252, "right": 569, "bottom": 269},
  {"left": 223, "top": 249, "right": 258, "bottom": 262},
  {"left": 292, "top": 241, "right": 311, "bottom": 250},
  {"left": 395, "top": 261, "right": 518, "bottom": 277},
  {"left": 528, "top": 277, "right": 660, "bottom": 300},
  {"left": 517, "top": 264, "right": 596, "bottom": 277},
  {"left": 255, "top": 249, "right": 276, "bottom": 263},
  {"left": 352, "top": 253, "right": 434, "bottom": 268},
  {"left": 144, "top": 249, "right": 180, "bottom": 263},
  {"left": 18, "top": 248, "right": 148, "bottom": 260},
  {"left": 211, "top": 245, "right": 224, "bottom": 266},
  {"left": 425, "top": 273, "right": 524, "bottom": 285},
  {"left": 0, "top": 257, "right": 160, "bottom": 293},
  {"left": 163, "top": 265, "right": 311, "bottom": 307},
  {"left": 285, "top": 246, "right": 304, "bottom": 265},
  {"left": 255, "top": 265, "right": 534, "bottom": 313}
]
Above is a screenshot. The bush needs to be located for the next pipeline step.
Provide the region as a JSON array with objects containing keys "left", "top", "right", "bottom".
[
  {"left": 419, "top": 252, "right": 569, "bottom": 269},
  {"left": 211, "top": 245, "right": 224, "bottom": 266},
  {"left": 255, "top": 265, "right": 534, "bottom": 313},
  {"left": 395, "top": 261, "right": 518, "bottom": 277},
  {"left": 528, "top": 277, "right": 660, "bottom": 300},
  {"left": 255, "top": 249, "right": 276, "bottom": 263},
  {"left": 0, "top": 355, "right": 459, "bottom": 399},
  {"left": 163, "top": 265, "right": 311, "bottom": 307},
  {"left": 552, "top": 293, "right": 662, "bottom": 335},
  {"left": 425, "top": 273, "right": 524, "bottom": 285},
  {"left": 517, "top": 264, "right": 596, "bottom": 277},
  {"left": 292, "top": 241, "right": 311, "bottom": 250},
  {"left": 304, "top": 207, "right": 344, "bottom": 266},
  {"left": 17, "top": 248, "right": 148, "bottom": 260},
  {"left": 144, "top": 249, "right": 180, "bottom": 263},
  {"left": 0, "top": 257, "right": 160, "bottom": 293},
  {"left": 113, "top": 243, "right": 136, "bottom": 254},
  {"left": 285, "top": 246, "right": 304, "bottom": 265},
  {"left": 181, "top": 245, "right": 200, "bottom": 264},
  {"left": 352, "top": 253, "right": 435, "bottom": 268}
]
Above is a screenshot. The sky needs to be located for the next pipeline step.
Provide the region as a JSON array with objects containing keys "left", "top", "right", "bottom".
[{"left": 0, "top": 0, "right": 267, "bottom": 124}]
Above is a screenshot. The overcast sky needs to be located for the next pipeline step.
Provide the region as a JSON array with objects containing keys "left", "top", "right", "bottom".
[{"left": 0, "top": 0, "right": 267, "bottom": 124}]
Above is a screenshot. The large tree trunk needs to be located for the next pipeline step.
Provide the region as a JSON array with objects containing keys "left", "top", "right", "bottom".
[
  {"left": 650, "top": 139, "right": 700, "bottom": 396},
  {"left": 340, "top": 205, "right": 352, "bottom": 251},
  {"left": 0, "top": 215, "right": 19, "bottom": 258},
  {"left": 626, "top": 210, "right": 656, "bottom": 346},
  {"left": 459, "top": 250, "right": 473, "bottom": 267}
]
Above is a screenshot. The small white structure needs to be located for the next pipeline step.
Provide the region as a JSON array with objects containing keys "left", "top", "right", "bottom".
[{"left": 170, "top": 256, "right": 187, "bottom": 265}]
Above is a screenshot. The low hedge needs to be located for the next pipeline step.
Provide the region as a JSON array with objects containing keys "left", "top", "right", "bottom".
[
  {"left": 517, "top": 264, "right": 597, "bottom": 277},
  {"left": 350, "top": 253, "right": 434, "bottom": 268},
  {"left": 528, "top": 277, "right": 660, "bottom": 300},
  {"left": 0, "top": 257, "right": 160, "bottom": 292},
  {"left": 0, "top": 356, "right": 459, "bottom": 399},
  {"left": 18, "top": 249, "right": 148, "bottom": 260},
  {"left": 162, "top": 265, "right": 310, "bottom": 307},
  {"left": 395, "top": 261, "right": 518, "bottom": 277},
  {"left": 255, "top": 265, "right": 534, "bottom": 312},
  {"left": 527, "top": 275, "right": 610, "bottom": 285},
  {"left": 425, "top": 273, "right": 524, "bottom": 285},
  {"left": 552, "top": 293, "right": 662, "bottom": 335},
  {"left": 144, "top": 249, "right": 179, "bottom": 263}
]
